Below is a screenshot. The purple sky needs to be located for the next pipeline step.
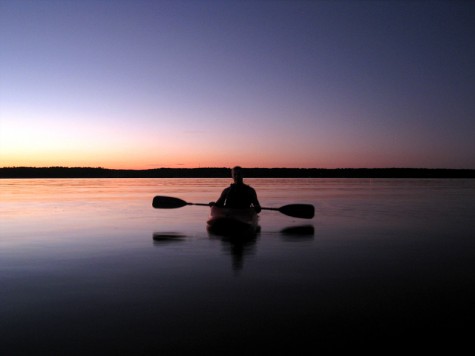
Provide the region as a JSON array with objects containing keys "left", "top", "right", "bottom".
[{"left": 1, "top": 0, "right": 474, "bottom": 168}]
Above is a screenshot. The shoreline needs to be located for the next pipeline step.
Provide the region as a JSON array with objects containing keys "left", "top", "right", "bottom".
[{"left": 1, "top": 167, "right": 474, "bottom": 179}]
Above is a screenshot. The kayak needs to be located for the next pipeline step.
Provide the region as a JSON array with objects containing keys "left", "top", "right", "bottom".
[{"left": 207, "top": 206, "right": 260, "bottom": 235}]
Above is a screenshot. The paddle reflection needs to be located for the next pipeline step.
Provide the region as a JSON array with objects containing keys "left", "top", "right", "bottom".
[
  {"left": 280, "top": 225, "right": 315, "bottom": 240},
  {"left": 152, "top": 232, "right": 187, "bottom": 245}
]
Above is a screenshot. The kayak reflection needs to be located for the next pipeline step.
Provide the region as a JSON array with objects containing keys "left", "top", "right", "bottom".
[
  {"left": 209, "top": 231, "right": 258, "bottom": 271},
  {"left": 207, "top": 206, "right": 260, "bottom": 271}
]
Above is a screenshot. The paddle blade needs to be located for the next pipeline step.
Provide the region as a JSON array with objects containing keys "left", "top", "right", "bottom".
[
  {"left": 278, "top": 204, "right": 315, "bottom": 219},
  {"left": 153, "top": 196, "right": 189, "bottom": 209}
]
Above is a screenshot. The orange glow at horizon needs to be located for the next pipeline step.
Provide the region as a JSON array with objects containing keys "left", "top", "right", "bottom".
[
  {"left": 2, "top": 110, "right": 471, "bottom": 169},
  {"left": 1, "top": 110, "right": 345, "bottom": 169},
  {"left": 1, "top": 2, "right": 474, "bottom": 170}
]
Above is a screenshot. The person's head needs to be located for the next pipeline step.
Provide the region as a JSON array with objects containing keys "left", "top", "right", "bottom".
[{"left": 231, "top": 166, "right": 243, "bottom": 184}]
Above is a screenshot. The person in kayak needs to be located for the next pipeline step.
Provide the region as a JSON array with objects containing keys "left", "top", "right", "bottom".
[{"left": 211, "top": 166, "right": 261, "bottom": 213}]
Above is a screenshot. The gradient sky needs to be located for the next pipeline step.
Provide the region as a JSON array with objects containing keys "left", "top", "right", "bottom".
[{"left": 1, "top": 0, "right": 474, "bottom": 169}]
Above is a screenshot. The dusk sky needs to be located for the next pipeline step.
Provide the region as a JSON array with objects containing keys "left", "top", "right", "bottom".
[{"left": 1, "top": 0, "right": 474, "bottom": 169}]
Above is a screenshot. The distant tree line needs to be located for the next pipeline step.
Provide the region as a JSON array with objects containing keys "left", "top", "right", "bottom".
[{"left": 1, "top": 166, "right": 474, "bottom": 178}]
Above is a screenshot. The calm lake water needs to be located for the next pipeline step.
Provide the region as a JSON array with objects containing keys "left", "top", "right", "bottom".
[{"left": 1, "top": 178, "right": 475, "bottom": 354}]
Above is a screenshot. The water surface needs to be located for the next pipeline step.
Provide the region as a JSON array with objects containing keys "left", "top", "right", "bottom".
[{"left": 1, "top": 178, "right": 474, "bottom": 353}]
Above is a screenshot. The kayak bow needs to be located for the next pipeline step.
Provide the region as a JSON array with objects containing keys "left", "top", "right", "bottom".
[{"left": 207, "top": 206, "right": 260, "bottom": 235}]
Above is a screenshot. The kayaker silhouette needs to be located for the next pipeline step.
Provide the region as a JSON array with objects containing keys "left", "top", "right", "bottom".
[{"left": 210, "top": 166, "right": 261, "bottom": 213}]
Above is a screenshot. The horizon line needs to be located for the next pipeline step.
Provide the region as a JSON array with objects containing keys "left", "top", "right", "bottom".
[{"left": 2, "top": 166, "right": 475, "bottom": 171}]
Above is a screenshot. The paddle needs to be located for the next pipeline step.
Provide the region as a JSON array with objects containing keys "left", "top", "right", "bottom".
[{"left": 152, "top": 196, "right": 315, "bottom": 219}]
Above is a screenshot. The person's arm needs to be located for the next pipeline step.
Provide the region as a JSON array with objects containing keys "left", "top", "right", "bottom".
[
  {"left": 212, "top": 187, "right": 228, "bottom": 207},
  {"left": 250, "top": 188, "right": 261, "bottom": 213}
]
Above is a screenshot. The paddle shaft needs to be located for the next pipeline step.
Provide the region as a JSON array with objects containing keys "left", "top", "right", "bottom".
[
  {"left": 188, "top": 202, "right": 279, "bottom": 210},
  {"left": 191, "top": 202, "right": 269, "bottom": 209},
  {"left": 190, "top": 203, "right": 287, "bottom": 213}
]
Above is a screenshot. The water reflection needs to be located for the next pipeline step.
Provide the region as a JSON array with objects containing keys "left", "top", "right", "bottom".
[
  {"left": 210, "top": 225, "right": 314, "bottom": 271},
  {"left": 3, "top": 178, "right": 475, "bottom": 354},
  {"left": 209, "top": 232, "right": 258, "bottom": 271},
  {"left": 280, "top": 225, "right": 315, "bottom": 240},
  {"left": 151, "top": 224, "right": 314, "bottom": 271},
  {"left": 152, "top": 232, "right": 186, "bottom": 245}
]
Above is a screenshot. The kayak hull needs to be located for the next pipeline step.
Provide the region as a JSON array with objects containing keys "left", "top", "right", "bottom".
[{"left": 207, "top": 206, "right": 259, "bottom": 235}]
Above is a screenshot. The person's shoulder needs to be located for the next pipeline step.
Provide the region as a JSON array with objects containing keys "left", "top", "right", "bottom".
[{"left": 243, "top": 183, "right": 256, "bottom": 191}]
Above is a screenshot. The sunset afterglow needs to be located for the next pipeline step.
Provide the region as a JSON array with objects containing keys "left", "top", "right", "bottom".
[{"left": 1, "top": 1, "right": 474, "bottom": 169}]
